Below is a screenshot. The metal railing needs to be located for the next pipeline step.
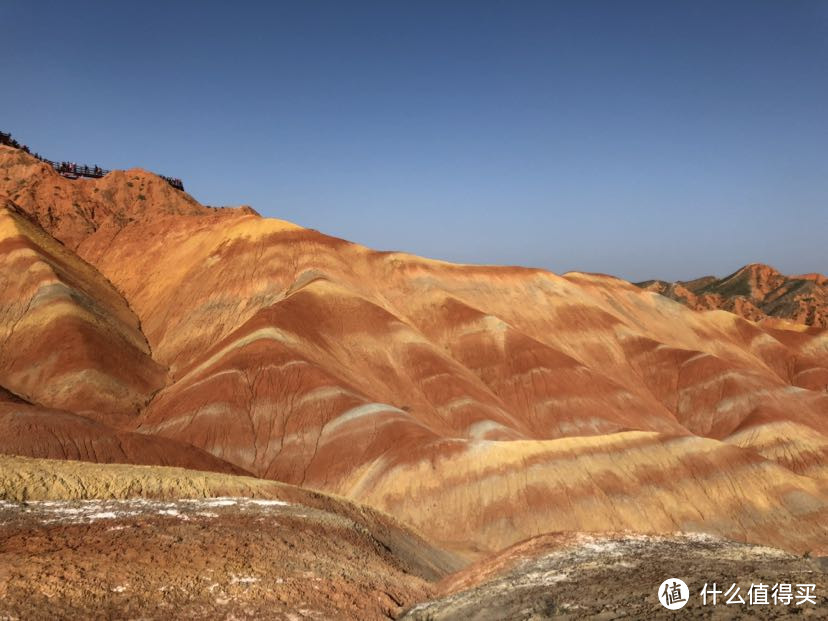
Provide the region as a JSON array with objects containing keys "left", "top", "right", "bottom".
[{"left": 1, "top": 130, "right": 185, "bottom": 191}]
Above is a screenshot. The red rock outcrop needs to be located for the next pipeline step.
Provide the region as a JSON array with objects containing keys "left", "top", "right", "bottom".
[
  {"left": 0, "top": 145, "right": 226, "bottom": 251},
  {"left": 638, "top": 263, "right": 828, "bottom": 328}
]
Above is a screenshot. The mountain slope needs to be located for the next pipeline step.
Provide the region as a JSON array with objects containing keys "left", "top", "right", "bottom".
[
  {"left": 0, "top": 198, "right": 165, "bottom": 422},
  {"left": 0, "top": 391, "right": 248, "bottom": 475},
  {"left": 638, "top": 263, "right": 828, "bottom": 328},
  {"left": 0, "top": 145, "right": 826, "bottom": 558},
  {"left": 0, "top": 144, "right": 234, "bottom": 251}
]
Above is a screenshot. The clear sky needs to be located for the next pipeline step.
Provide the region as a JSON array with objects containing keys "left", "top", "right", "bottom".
[{"left": 2, "top": 1, "right": 826, "bottom": 281}]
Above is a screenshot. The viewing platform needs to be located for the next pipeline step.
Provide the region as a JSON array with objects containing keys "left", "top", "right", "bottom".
[{"left": 0, "top": 131, "right": 184, "bottom": 191}]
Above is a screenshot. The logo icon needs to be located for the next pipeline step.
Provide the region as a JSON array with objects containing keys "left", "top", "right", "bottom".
[{"left": 659, "top": 578, "right": 689, "bottom": 610}]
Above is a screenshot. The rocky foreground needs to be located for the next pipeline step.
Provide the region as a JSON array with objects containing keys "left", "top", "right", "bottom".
[
  {"left": 1, "top": 497, "right": 824, "bottom": 620},
  {"left": 0, "top": 455, "right": 824, "bottom": 620},
  {"left": 403, "top": 534, "right": 827, "bottom": 620},
  {"left": 0, "top": 499, "right": 440, "bottom": 620},
  {"left": 0, "top": 456, "right": 458, "bottom": 620}
]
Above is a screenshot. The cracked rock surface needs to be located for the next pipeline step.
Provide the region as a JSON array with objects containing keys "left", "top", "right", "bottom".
[{"left": 402, "top": 533, "right": 828, "bottom": 620}]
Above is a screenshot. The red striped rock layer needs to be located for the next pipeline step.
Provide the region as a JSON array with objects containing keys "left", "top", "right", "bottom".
[
  {"left": 338, "top": 431, "right": 827, "bottom": 556},
  {"left": 0, "top": 199, "right": 164, "bottom": 422},
  {"left": 1, "top": 147, "right": 826, "bottom": 555},
  {"left": 79, "top": 207, "right": 827, "bottom": 554},
  {"left": 0, "top": 396, "right": 247, "bottom": 475}
]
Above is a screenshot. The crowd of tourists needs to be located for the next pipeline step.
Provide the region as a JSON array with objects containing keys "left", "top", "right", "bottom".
[{"left": 1, "top": 130, "right": 184, "bottom": 191}]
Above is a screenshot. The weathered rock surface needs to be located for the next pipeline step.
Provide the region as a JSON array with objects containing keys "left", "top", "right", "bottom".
[
  {"left": 0, "top": 144, "right": 254, "bottom": 251},
  {"left": 0, "top": 456, "right": 459, "bottom": 620},
  {"left": 402, "top": 533, "right": 827, "bottom": 620},
  {"left": 638, "top": 263, "right": 828, "bottom": 328}
]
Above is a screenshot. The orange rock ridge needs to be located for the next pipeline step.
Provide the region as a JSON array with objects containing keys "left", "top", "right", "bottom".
[{"left": 638, "top": 262, "right": 828, "bottom": 328}]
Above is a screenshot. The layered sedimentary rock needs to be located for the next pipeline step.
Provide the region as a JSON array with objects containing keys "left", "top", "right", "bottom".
[
  {"left": 0, "top": 145, "right": 242, "bottom": 251},
  {"left": 638, "top": 263, "right": 828, "bottom": 328},
  {"left": 0, "top": 145, "right": 826, "bottom": 557},
  {"left": 0, "top": 396, "right": 247, "bottom": 475},
  {"left": 0, "top": 198, "right": 165, "bottom": 422},
  {"left": 338, "top": 431, "right": 827, "bottom": 555}
]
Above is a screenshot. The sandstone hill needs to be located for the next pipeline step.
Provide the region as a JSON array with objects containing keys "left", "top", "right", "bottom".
[
  {"left": 637, "top": 263, "right": 828, "bottom": 328},
  {"left": 1, "top": 143, "right": 826, "bottom": 564}
]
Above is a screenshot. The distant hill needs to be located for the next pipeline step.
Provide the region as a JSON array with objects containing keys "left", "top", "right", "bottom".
[{"left": 637, "top": 263, "right": 828, "bottom": 328}]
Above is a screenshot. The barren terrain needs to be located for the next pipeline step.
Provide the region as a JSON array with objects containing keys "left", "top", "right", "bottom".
[
  {"left": 0, "top": 141, "right": 826, "bottom": 618},
  {"left": 403, "top": 534, "right": 827, "bottom": 620},
  {"left": 0, "top": 456, "right": 458, "bottom": 620},
  {"left": 638, "top": 264, "right": 828, "bottom": 328}
]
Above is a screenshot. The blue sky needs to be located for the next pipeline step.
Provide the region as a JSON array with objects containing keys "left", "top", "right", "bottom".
[{"left": 2, "top": 1, "right": 826, "bottom": 281}]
